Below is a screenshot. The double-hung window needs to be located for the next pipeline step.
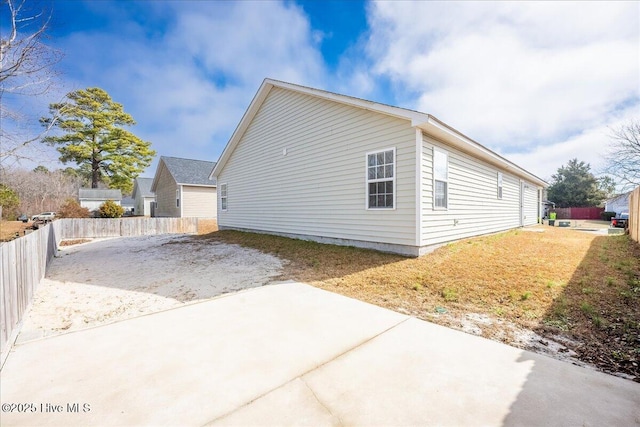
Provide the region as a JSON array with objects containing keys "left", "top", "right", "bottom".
[
  {"left": 176, "top": 189, "right": 180, "bottom": 208},
  {"left": 433, "top": 148, "right": 448, "bottom": 209},
  {"left": 367, "top": 148, "right": 395, "bottom": 209},
  {"left": 220, "top": 183, "right": 228, "bottom": 211},
  {"left": 497, "top": 172, "right": 503, "bottom": 199}
]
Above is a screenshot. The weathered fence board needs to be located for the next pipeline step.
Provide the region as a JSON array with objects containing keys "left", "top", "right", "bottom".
[
  {"left": 1, "top": 223, "right": 60, "bottom": 363},
  {"left": 1, "top": 217, "right": 198, "bottom": 366},
  {"left": 630, "top": 187, "right": 639, "bottom": 243},
  {"left": 56, "top": 217, "right": 198, "bottom": 239}
]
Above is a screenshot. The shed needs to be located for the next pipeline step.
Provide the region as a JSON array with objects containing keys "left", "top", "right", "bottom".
[
  {"left": 78, "top": 188, "right": 122, "bottom": 213},
  {"left": 211, "top": 79, "right": 547, "bottom": 256},
  {"left": 151, "top": 156, "right": 217, "bottom": 218},
  {"left": 132, "top": 177, "right": 155, "bottom": 216}
]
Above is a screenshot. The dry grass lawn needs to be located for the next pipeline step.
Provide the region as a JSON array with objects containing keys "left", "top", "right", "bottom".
[
  {"left": 0, "top": 220, "right": 31, "bottom": 242},
  {"left": 202, "top": 226, "right": 640, "bottom": 381}
]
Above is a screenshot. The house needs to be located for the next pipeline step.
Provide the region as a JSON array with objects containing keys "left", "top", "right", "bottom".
[
  {"left": 121, "top": 196, "right": 135, "bottom": 216},
  {"left": 132, "top": 177, "right": 155, "bottom": 216},
  {"left": 78, "top": 188, "right": 122, "bottom": 213},
  {"left": 211, "top": 79, "right": 547, "bottom": 257},
  {"left": 151, "top": 156, "right": 217, "bottom": 218},
  {"left": 605, "top": 191, "right": 631, "bottom": 214}
]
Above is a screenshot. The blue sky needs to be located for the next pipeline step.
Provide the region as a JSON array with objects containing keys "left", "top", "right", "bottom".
[{"left": 3, "top": 0, "right": 639, "bottom": 182}]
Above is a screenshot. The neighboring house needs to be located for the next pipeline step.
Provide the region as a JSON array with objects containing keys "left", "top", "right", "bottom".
[
  {"left": 132, "top": 177, "right": 155, "bottom": 216},
  {"left": 211, "top": 79, "right": 547, "bottom": 256},
  {"left": 121, "top": 196, "right": 135, "bottom": 215},
  {"left": 151, "top": 156, "right": 217, "bottom": 218},
  {"left": 78, "top": 188, "right": 122, "bottom": 213},
  {"left": 605, "top": 192, "right": 631, "bottom": 214}
]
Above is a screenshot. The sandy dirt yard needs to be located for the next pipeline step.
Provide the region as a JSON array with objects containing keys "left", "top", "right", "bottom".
[{"left": 18, "top": 235, "right": 283, "bottom": 342}]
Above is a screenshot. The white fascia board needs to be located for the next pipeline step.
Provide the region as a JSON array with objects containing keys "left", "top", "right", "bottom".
[
  {"left": 210, "top": 80, "right": 274, "bottom": 179},
  {"left": 416, "top": 116, "right": 548, "bottom": 188},
  {"left": 175, "top": 183, "right": 217, "bottom": 188},
  {"left": 150, "top": 158, "right": 166, "bottom": 192},
  {"left": 271, "top": 79, "right": 427, "bottom": 124},
  {"left": 211, "top": 78, "right": 428, "bottom": 178}
]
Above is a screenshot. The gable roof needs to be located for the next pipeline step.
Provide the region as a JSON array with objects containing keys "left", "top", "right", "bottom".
[
  {"left": 606, "top": 191, "right": 631, "bottom": 204},
  {"left": 151, "top": 156, "right": 217, "bottom": 192},
  {"left": 121, "top": 196, "right": 135, "bottom": 207},
  {"left": 133, "top": 177, "right": 154, "bottom": 198},
  {"left": 78, "top": 188, "right": 122, "bottom": 201},
  {"left": 210, "top": 78, "right": 547, "bottom": 188}
]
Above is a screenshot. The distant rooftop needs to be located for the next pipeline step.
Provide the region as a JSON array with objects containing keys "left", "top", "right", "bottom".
[
  {"left": 134, "top": 177, "right": 155, "bottom": 197},
  {"left": 161, "top": 156, "right": 217, "bottom": 186},
  {"left": 78, "top": 188, "right": 122, "bottom": 200}
]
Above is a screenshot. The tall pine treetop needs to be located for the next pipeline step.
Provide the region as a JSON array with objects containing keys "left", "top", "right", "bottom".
[{"left": 41, "top": 87, "right": 156, "bottom": 194}]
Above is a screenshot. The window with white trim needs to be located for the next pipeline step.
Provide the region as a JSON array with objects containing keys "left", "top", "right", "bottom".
[
  {"left": 220, "top": 183, "right": 227, "bottom": 211},
  {"left": 176, "top": 189, "right": 180, "bottom": 208},
  {"left": 366, "top": 148, "right": 395, "bottom": 209},
  {"left": 433, "top": 148, "right": 448, "bottom": 209},
  {"left": 497, "top": 172, "right": 503, "bottom": 199}
]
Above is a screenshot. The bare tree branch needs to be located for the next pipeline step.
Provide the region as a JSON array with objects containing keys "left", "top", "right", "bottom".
[
  {"left": 0, "top": 0, "right": 63, "bottom": 163},
  {"left": 603, "top": 119, "right": 640, "bottom": 192}
]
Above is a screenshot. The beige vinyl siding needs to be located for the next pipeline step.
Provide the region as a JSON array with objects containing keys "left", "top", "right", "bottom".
[
  {"left": 421, "top": 133, "right": 538, "bottom": 246},
  {"left": 182, "top": 186, "right": 217, "bottom": 218},
  {"left": 217, "top": 87, "right": 417, "bottom": 246},
  {"left": 154, "top": 165, "right": 180, "bottom": 217},
  {"left": 521, "top": 183, "right": 539, "bottom": 226}
]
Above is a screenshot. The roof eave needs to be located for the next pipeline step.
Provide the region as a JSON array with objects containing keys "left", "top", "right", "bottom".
[
  {"left": 211, "top": 78, "right": 547, "bottom": 188},
  {"left": 211, "top": 78, "right": 428, "bottom": 178},
  {"left": 211, "top": 80, "right": 275, "bottom": 179},
  {"left": 416, "top": 116, "right": 548, "bottom": 188}
]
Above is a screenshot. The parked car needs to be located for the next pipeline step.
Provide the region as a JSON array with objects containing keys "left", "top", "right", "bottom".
[
  {"left": 17, "top": 214, "right": 29, "bottom": 223},
  {"left": 611, "top": 212, "right": 629, "bottom": 228},
  {"left": 31, "top": 212, "right": 56, "bottom": 222}
]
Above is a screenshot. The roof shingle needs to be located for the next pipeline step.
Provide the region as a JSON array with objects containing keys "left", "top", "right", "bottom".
[{"left": 161, "top": 156, "right": 217, "bottom": 186}]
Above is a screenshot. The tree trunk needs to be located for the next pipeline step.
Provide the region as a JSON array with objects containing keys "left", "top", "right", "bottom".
[{"left": 92, "top": 159, "right": 99, "bottom": 189}]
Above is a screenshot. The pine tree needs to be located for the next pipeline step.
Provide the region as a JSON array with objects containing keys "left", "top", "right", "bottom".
[
  {"left": 547, "top": 159, "right": 605, "bottom": 208},
  {"left": 41, "top": 88, "right": 155, "bottom": 194}
]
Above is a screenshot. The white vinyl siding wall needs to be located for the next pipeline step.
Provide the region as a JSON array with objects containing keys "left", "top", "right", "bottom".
[
  {"left": 521, "top": 183, "right": 539, "bottom": 226},
  {"left": 142, "top": 197, "right": 154, "bottom": 216},
  {"left": 217, "top": 87, "right": 416, "bottom": 246},
  {"left": 420, "top": 134, "right": 539, "bottom": 246},
  {"left": 182, "top": 186, "right": 217, "bottom": 218}
]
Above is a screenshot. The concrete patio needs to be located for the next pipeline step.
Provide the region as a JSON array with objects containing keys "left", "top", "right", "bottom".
[{"left": 1, "top": 282, "right": 638, "bottom": 426}]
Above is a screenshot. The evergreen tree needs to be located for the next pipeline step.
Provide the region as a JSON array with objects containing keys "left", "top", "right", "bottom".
[
  {"left": 41, "top": 87, "right": 155, "bottom": 194},
  {"left": 0, "top": 184, "right": 20, "bottom": 219},
  {"left": 547, "top": 159, "right": 605, "bottom": 208}
]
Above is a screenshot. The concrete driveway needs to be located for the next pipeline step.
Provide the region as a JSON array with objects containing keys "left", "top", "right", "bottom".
[{"left": 1, "top": 282, "right": 639, "bottom": 426}]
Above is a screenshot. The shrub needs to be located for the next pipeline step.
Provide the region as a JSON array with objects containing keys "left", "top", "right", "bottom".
[
  {"left": 441, "top": 287, "right": 458, "bottom": 302},
  {"left": 0, "top": 184, "right": 20, "bottom": 220},
  {"left": 58, "top": 199, "right": 91, "bottom": 218},
  {"left": 601, "top": 211, "right": 616, "bottom": 221},
  {"left": 98, "top": 200, "right": 124, "bottom": 218}
]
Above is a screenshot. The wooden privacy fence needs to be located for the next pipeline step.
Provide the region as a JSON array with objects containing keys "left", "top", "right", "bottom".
[
  {"left": 0, "top": 217, "right": 199, "bottom": 366},
  {"left": 57, "top": 217, "right": 198, "bottom": 239},
  {"left": 1, "top": 222, "right": 60, "bottom": 363},
  {"left": 629, "top": 187, "right": 640, "bottom": 243},
  {"left": 553, "top": 207, "right": 604, "bottom": 220}
]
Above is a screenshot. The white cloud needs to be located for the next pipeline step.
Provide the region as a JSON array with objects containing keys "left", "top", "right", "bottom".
[
  {"left": 365, "top": 1, "right": 639, "bottom": 153},
  {"left": 48, "top": 1, "right": 328, "bottom": 175},
  {"left": 505, "top": 104, "right": 638, "bottom": 182}
]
